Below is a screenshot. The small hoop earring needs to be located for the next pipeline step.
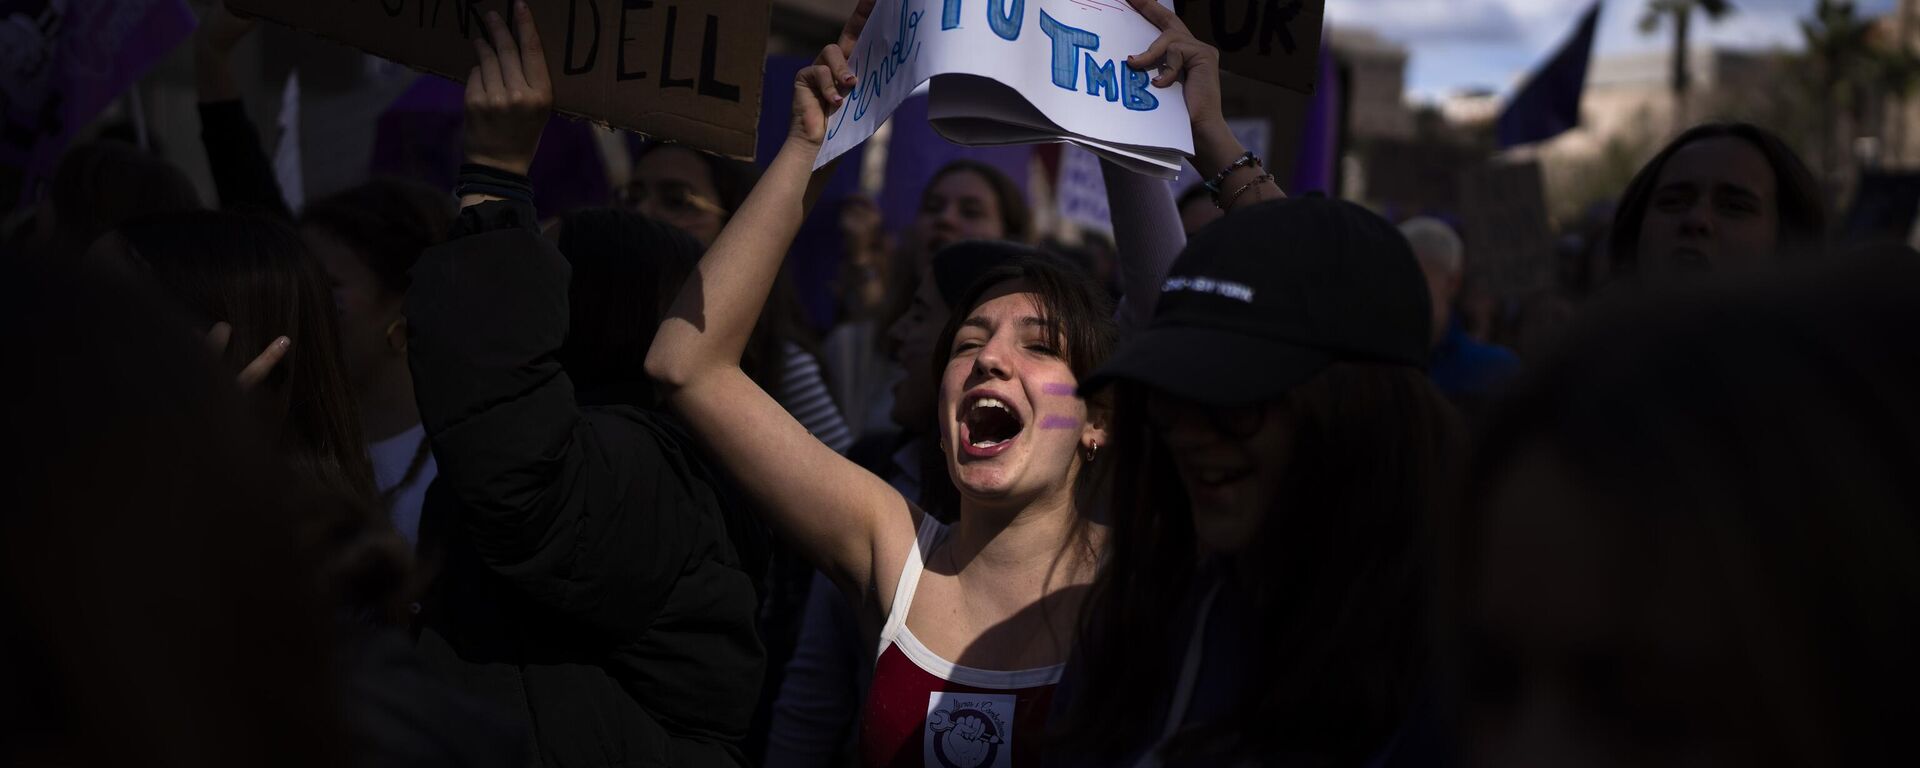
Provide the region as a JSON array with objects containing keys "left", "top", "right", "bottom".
[{"left": 1083, "top": 442, "right": 1100, "bottom": 463}]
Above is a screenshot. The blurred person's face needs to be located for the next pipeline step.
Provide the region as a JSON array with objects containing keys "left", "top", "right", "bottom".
[
  {"left": 305, "top": 225, "right": 400, "bottom": 391},
  {"left": 1148, "top": 390, "right": 1291, "bottom": 553},
  {"left": 887, "top": 271, "right": 948, "bottom": 434},
  {"left": 1466, "top": 446, "right": 1762, "bottom": 768},
  {"left": 1180, "top": 195, "right": 1222, "bottom": 238},
  {"left": 914, "top": 170, "right": 1005, "bottom": 256},
  {"left": 626, "top": 146, "right": 727, "bottom": 246},
  {"left": 937, "top": 280, "right": 1102, "bottom": 503},
  {"left": 1636, "top": 137, "right": 1779, "bottom": 278}
]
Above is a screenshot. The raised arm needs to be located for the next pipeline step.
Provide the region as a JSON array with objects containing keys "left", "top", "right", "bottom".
[
  {"left": 646, "top": 0, "right": 917, "bottom": 604},
  {"left": 1100, "top": 159, "right": 1183, "bottom": 333},
  {"left": 194, "top": 4, "right": 292, "bottom": 219},
  {"left": 1125, "top": 0, "right": 1284, "bottom": 212}
]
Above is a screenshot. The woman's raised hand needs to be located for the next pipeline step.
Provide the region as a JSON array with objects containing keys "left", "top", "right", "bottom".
[
  {"left": 463, "top": 0, "right": 552, "bottom": 176},
  {"left": 1123, "top": 0, "right": 1281, "bottom": 208},
  {"left": 790, "top": 0, "right": 875, "bottom": 149},
  {"left": 1123, "top": 0, "right": 1223, "bottom": 130}
]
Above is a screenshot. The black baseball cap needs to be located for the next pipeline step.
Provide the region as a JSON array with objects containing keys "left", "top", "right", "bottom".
[{"left": 1081, "top": 197, "right": 1431, "bottom": 406}]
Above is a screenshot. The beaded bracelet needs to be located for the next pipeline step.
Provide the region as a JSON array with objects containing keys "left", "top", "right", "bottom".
[
  {"left": 1217, "top": 173, "right": 1275, "bottom": 210},
  {"left": 1202, "top": 151, "right": 1261, "bottom": 195}
]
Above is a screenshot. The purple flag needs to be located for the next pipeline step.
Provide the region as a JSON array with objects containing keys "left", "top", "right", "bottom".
[
  {"left": 1496, "top": 2, "right": 1601, "bottom": 149},
  {"left": 756, "top": 54, "right": 868, "bottom": 331},
  {"left": 1291, "top": 35, "right": 1341, "bottom": 195},
  {"left": 1, "top": 0, "right": 197, "bottom": 209}
]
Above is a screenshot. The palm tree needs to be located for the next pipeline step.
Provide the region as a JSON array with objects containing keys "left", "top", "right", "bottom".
[
  {"left": 1640, "top": 0, "right": 1737, "bottom": 133},
  {"left": 1801, "top": 0, "right": 1876, "bottom": 203}
]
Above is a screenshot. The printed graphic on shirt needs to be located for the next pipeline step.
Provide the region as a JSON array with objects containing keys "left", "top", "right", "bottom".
[{"left": 924, "top": 691, "right": 1014, "bottom": 768}]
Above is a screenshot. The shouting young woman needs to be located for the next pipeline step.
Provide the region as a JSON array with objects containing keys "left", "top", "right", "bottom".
[{"left": 645, "top": 2, "right": 1124, "bottom": 763}]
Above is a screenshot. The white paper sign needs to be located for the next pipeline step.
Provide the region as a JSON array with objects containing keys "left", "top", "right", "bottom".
[{"left": 815, "top": 0, "right": 1193, "bottom": 171}]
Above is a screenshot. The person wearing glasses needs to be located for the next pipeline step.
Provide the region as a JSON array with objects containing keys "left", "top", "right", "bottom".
[
  {"left": 619, "top": 141, "right": 853, "bottom": 456},
  {"left": 619, "top": 142, "right": 744, "bottom": 246}
]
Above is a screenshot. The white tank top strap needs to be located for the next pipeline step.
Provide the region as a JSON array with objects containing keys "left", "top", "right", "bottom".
[{"left": 877, "top": 513, "right": 947, "bottom": 657}]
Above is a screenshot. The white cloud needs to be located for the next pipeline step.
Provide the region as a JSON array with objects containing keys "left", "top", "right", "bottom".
[
  {"left": 1325, "top": 0, "right": 1527, "bottom": 44},
  {"left": 1372, "top": 0, "right": 1901, "bottom": 99}
]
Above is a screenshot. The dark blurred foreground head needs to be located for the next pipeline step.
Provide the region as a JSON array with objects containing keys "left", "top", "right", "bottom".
[
  {"left": 103, "top": 211, "right": 380, "bottom": 511},
  {"left": 550, "top": 207, "right": 702, "bottom": 405},
  {"left": 1453, "top": 257, "right": 1920, "bottom": 767},
  {"left": 97, "top": 212, "right": 413, "bottom": 623},
  {"left": 1611, "top": 122, "right": 1825, "bottom": 281},
  {"left": 42, "top": 141, "right": 204, "bottom": 258},
  {"left": 0, "top": 267, "right": 347, "bottom": 768}
]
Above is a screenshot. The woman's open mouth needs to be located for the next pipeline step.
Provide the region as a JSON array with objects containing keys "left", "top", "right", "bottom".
[{"left": 959, "top": 393, "right": 1025, "bottom": 459}]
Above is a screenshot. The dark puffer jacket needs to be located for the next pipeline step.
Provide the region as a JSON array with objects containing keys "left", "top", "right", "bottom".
[{"left": 407, "top": 200, "right": 763, "bottom": 767}]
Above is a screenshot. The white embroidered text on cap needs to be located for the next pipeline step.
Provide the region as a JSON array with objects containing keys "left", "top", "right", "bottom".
[{"left": 1162, "top": 276, "right": 1256, "bottom": 303}]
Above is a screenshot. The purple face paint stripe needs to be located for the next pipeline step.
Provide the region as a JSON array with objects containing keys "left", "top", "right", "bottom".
[
  {"left": 1039, "top": 415, "right": 1081, "bottom": 430},
  {"left": 1041, "top": 383, "right": 1078, "bottom": 396}
]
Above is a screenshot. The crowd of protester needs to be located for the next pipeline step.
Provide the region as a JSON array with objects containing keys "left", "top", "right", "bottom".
[{"left": 6, "top": 1, "right": 1919, "bottom": 767}]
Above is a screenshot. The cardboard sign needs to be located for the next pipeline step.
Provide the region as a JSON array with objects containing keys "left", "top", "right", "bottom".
[
  {"left": 1173, "top": 0, "right": 1323, "bottom": 93},
  {"left": 815, "top": 0, "right": 1193, "bottom": 176},
  {"left": 229, "top": 0, "right": 769, "bottom": 159}
]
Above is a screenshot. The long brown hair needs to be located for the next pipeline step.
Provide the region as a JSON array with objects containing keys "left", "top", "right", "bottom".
[
  {"left": 1056, "top": 363, "right": 1460, "bottom": 766},
  {"left": 111, "top": 211, "right": 410, "bottom": 622}
]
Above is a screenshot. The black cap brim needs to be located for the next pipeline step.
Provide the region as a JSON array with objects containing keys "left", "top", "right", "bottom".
[{"left": 1081, "top": 325, "right": 1332, "bottom": 407}]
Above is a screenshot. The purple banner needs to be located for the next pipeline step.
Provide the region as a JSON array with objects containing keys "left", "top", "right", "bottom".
[
  {"left": 758, "top": 54, "right": 868, "bottom": 332},
  {"left": 1, "top": 0, "right": 197, "bottom": 208}
]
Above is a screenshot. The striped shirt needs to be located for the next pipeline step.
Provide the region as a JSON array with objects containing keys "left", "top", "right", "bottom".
[{"left": 776, "top": 340, "right": 855, "bottom": 455}]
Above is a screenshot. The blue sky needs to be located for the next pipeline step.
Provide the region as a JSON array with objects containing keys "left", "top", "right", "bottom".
[{"left": 1325, "top": 0, "right": 1902, "bottom": 101}]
